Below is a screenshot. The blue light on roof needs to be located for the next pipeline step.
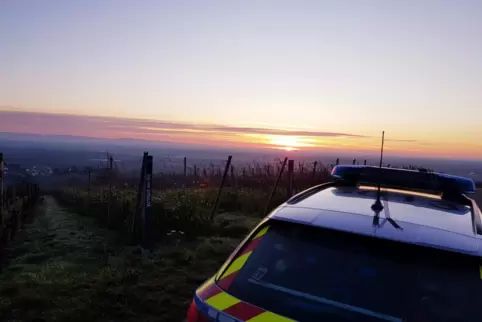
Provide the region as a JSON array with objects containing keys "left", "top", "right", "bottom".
[{"left": 331, "top": 165, "right": 476, "bottom": 194}]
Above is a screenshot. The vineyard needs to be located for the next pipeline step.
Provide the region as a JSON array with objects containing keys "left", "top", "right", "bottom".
[
  {"left": 1, "top": 151, "right": 481, "bottom": 321},
  {"left": 3, "top": 154, "right": 338, "bottom": 322},
  {"left": 52, "top": 153, "right": 482, "bottom": 247},
  {"left": 53, "top": 155, "right": 333, "bottom": 244},
  {"left": 0, "top": 184, "right": 39, "bottom": 257},
  {"left": 0, "top": 153, "right": 40, "bottom": 260}
]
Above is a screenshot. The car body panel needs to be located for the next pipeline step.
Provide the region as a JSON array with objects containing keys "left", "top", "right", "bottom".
[
  {"left": 269, "top": 186, "right": 482, "bottom": 256},
  {"left": 284, "top": 187, "right": 474, "bottom": 236},
  {"left": 271, "top": 206, "right": 482, "bottom": 255},
  {"left": 331, "top": 165, "right": 477, "bottom": 194}
]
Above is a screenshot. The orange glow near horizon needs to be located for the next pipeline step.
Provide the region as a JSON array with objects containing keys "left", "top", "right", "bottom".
[
  {"left": 242, "top": 133, "right": 319, "bottom": 151},
  {"left": 0, "top": 110, "right": 482, "bottom": 159},
  {"left": 267, "top": 135, "right": 315, "bottom": 148},
  {"left": 279, "top": 146, "right": 299, "bottom": 151}
]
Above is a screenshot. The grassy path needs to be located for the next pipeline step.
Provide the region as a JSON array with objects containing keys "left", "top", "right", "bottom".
[
  {"left": 0, "top": 196, "right": 121, "bottom": 321},
  {"left": 2, "top": 192, "right": 479, "bottom": 322},
  {"left": 0, "top": 196, "right": 248, "bottom": 322}
]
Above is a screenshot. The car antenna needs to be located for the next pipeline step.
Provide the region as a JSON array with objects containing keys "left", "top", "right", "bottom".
[{"left": 371, "top": 131, "right": 385, "bottom": 213}]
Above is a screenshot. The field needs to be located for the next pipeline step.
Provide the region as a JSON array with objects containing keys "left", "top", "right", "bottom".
[
  {"left": 0, "top": 196, "right": 259, "bottom": 322},
  {"left": 1, "top": 160, "right": 481, "bottom": 322},
  {"left": 0, "top": 159, "right": 328, "bottom": 321},
  {"left": 50, "top": 156, "right": 331, "bottom": 244}
]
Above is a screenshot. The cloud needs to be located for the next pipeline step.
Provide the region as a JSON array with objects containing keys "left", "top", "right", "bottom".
[
  {"left": 385, "top": 139, "right": 419, "bottom": 143},
  {"left": 0, "top": 110, "right": 367, "bottom": 139},
  {"left": 206, "top": 126, "right": 367, "bottom": 138}
]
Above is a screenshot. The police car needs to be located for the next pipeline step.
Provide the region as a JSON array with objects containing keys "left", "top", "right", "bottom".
[{"left": 187, "top": 165, "right": 482, "bottom": 322}]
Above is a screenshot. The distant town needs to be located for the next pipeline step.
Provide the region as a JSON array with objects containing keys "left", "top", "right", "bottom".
[{"left": 1, "top": 133, "right": 481, "bottom": 188}]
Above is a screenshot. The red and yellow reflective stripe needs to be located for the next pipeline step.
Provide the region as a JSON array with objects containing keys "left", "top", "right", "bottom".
[
  {"left": 205, "top": 291, "right": 241, "bottom": 311},
  {"left": 215, "top": 224, "right": 270, "bottom": 281},
  {"left": 248, "top": 311, "right": 296, "bottom": 322},
  {"left": 217, "top": 226, "right": 270, "bottom": 290},
  {"left": 223, "top": 300, "right": 266, "bottom": 321},
  {"left": 253, "top": 225, "right": 269, "bottom": 239},
  {"left": 222, "top": 252, "right": 252, "bottom": 278},
  {"left": 197, "top": 225, "right": 293, "bottom": 321},
  {"left": 203, "top": 288, "right": 296, "bottom": 321},
  {"left": 196, "top": 276, "right": 223, "bottom": 301},
  {"left": 196, "top": 276, "right": 215, "bottom": 294}
]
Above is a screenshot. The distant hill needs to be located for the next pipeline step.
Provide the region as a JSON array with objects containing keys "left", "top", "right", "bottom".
[
  {"left": 1, "top": 132, "right": 481, "bottom": 181},
  {"left": 0, "top": 132, "right": 200, "bottom": 149}
]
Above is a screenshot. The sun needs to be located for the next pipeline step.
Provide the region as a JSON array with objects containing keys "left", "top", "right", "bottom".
[
  {"left": 269, "top": 135, "right": 301, "bottom": 147},
  {"left": 280, "top": 146, "right": 298, "bottom": 151},
  {"left": 268, "top": 135, "right": 312, "bottom": 151}
]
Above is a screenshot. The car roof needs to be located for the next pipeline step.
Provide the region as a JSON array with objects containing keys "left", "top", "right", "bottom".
[{"left": 269, "top": 185, "right": 482, "bottom": 257}]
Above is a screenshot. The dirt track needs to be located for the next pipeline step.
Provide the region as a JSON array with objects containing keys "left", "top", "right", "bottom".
[
  {"left": 0, "top": 196, "right": 121, "bottom": 321},
  {"left": 0, "top": 196, "right": 242, "bottom": 322}
]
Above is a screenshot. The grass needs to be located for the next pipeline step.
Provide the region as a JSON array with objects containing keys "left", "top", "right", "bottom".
[
  {"left": 53, "top": 186, "right": 284, "bottom": 243},
  {"left": 2, "top": 170, "right": 479, "bottom": 322},
  {"left": 0, "top": 196, "right": 257, "bottom": 322}
]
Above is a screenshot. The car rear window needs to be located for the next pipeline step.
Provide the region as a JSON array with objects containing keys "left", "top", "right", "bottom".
[{"left": 220, "top": 220, "right": 482, "bottom": 322}]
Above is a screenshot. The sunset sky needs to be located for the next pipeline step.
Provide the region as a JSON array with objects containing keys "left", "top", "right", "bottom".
[{"left": 1, "top": 1, "right": 482, "bottom": 159}]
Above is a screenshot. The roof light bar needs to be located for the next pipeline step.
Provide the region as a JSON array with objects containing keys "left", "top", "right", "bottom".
[{"left": 331, "top": 165, "right": 476, "bottom": 195}]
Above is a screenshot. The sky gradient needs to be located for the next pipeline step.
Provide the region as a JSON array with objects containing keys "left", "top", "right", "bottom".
[{"left": 1, "top": 1, "right": 482, "bottom": 158}]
